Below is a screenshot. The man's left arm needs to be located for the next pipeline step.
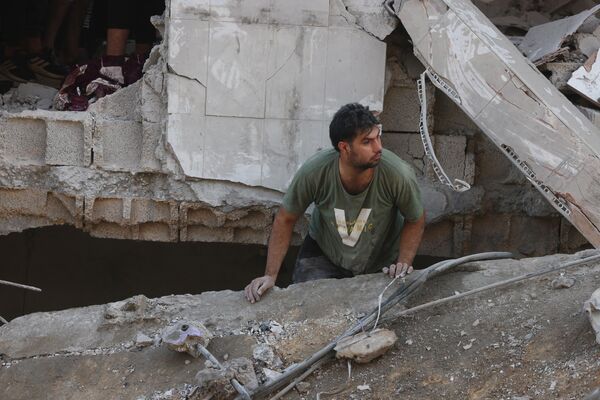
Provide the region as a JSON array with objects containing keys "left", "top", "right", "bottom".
[{"left": 384, "top": 212, "right": 425, "bottom": 278}]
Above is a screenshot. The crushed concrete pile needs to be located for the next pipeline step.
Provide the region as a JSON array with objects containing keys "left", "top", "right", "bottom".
[
  {"left": 485, "top": 2, "right": 600, "bottom": 110},
  {"left": 2, "top": 251, "right": 600, "bottom": 399}
]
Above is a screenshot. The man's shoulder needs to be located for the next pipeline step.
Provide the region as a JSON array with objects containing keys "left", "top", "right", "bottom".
[{"left": 296, "top": 148, "right": 337, "bottom": 176}]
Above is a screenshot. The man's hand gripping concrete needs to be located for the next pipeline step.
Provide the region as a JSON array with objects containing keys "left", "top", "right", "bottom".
[
  {"left": 244, "top": 275, "right": 276, "bottom": 303},
  {"left": 382, "top": 262, "right": 413, "bottom": 279}
]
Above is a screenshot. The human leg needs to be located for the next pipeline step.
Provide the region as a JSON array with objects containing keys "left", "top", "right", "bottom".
[{"left": 292, "top": 235, "right": 354, "bottom": 283}]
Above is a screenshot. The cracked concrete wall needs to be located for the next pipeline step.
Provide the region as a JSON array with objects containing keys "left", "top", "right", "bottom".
[
  {"left": 164, "top": 0, "right": 387, "bottom": 190},
  {"left": 0, "top": 0, "right": 592, "bottom": 259}
]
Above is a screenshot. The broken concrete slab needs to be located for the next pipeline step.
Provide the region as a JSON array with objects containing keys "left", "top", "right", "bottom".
[
  {"left": 568, "top": 51, "right": 600, "bottom": 106},
  {"left": 165, "top": 0, "right": 386, "bottom": 190},
  {"left": 519, "top": 4, "right": 600, "bottom": 64},
  {"left": 395, "top": 0, "right": 600, "bottom": 248},
  {"left": 2, "top": 252, "right": 600, "bottom": 399}
]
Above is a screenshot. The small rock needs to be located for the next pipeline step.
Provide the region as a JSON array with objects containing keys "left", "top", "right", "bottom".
[
  {"left": 223, "top": 353, "right": 229, "bottom": 361},
  {"left": 262, "top": 367, "right": 282, "bottom": 382},
  {"left": 405, "top": 339, "right": 413, "bottom": 345},
  {"left": 472, "top": 319, "right": 480, "bottom": 327},
  {"left": 252, "top": 343, "right": 283, "bottom": 368},
  {"left": 134, "top": 332, "right": 154, "bottom": 348},
  {"left": 357, "top": 384, "right": 371, "bottom": 391},
  {"left": 552, "top": 276, "right": 575, "bottom": 289},
  {"left": 460, "top": 330, "right": 467, "bottom": 337},
  {"left": 296, "top": 381, "right": 310, "bottom": 393},
  {"left": 184, "top": 360, "right": 191, "bottom": 365},
  {"left": 463, "top": 343, "right": 473, "bottom": 350},
  {"left": 335, "top": 328, "right": 398, "bottom": 364}
]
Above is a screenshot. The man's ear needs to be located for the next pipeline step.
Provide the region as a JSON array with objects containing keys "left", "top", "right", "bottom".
[{"left": 338, "top": 141, "right": 350, "bottom": 154}]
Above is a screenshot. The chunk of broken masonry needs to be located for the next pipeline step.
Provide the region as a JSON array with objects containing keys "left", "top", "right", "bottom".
[
  {"left": 162, "top": 321, "right": 212, "bottom": 357},
  {"left": 552, "top": 275, "right": 576, "bottom": 289},
  {"left": 194, "top": 357, "right": 258, "bottom": 400},
  {"left": 584, "top": 288, "right": 600, "bottom": 345},
  {"left": 334, "top": 328, "right": 398, "bottom": 364}
]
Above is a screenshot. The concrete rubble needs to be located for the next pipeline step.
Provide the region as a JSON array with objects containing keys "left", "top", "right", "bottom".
[
  {"left": 0, "top": 0, "right": 598, "bottom": 259},
  {"left": 4, "top": 1, "right": 600, "bottom": 397},
  {"left": 2, "top": 252, "right": 600, "bottom": 398}
]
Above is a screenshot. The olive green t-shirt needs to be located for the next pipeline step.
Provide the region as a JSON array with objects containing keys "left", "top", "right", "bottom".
[{"left": 282, "top": 148, "right": 423, "bottom": 275}]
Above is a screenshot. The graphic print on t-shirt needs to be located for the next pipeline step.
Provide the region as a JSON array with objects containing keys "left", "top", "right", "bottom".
[{"left": 334, "top": 208, "right": 372, "bottom": 247}]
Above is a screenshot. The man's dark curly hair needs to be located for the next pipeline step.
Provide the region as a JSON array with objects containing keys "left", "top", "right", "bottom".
[{"left": 329, "top": 103, "right": 380, "bottom": 152}]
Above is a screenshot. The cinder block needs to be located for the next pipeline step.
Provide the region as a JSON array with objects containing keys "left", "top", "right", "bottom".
[
  {"left": 184, "top": 206, "right": 225, "bottom": 228},
  {"left": 46, "top": 193, "right": 83, "bottom": 227},
  {"left": 130, "top": 199, "right": 175, "bottom": 224},
  {"left": 0, "top": 188, "right": 47, "bottom": 215},
  {"left": 223, "top": 209, "right": 271, "bottom": 229},
  {"left": 88, "top": 81, "right": 141, "bottom": 121},
  {"left": 560, "top": 218, "right": 591, "bottom": 253},
  {"left": 380, "top": 87, "right": 422, "bottom": 133},
  {"left": 382, "top": 133, "right": 425, "bottom": 175},
  {"left": 140, "top": 122, "right": 163, "bottom": 172},
  {"left": 418, "top": 220, "right": 454, "bottom": 258},
  {"left": 94, "top": 119, "right": 142, "bottom": 171},
  {"left": 508, "top": 216, "right": 560, "bottom": 257},
  {"left": 433, "top": 91, "right": 480, "bottom": 134},
  {"left": 470, "top": 214, "right": 511, "bottom": 254},
  {"left": 232, "top": 227, "right": 270, "bottom": 244},
  {"left": 45, "top": 120, "right": 87, "bottom": 166},
  {"left": 88, "top": 222, "right": 133, "bottom": 240},
  {"left": 0, "top": 118, "right": 47, "bottom": 166},
  {"left": 137, "top": 222, "right": 175, "bottom": 242},
  {"left": 182, "top": 225, "right": 234, "bottom": 242},
  {"left": 474, "top": 132, "right": 526, "bottom": 185},
  {"left": 89, "top": 198, "right": 125, "bottom": 223},
  {"left": 433, "top": 135, "right": 471, "bottom": 185}
]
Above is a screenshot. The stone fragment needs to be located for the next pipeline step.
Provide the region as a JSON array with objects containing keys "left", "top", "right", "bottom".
[
  {"left": 103, "top": 295, "right": 152, "bottom": 325},
  {"left": 334, "top": 328, "right": 398, "bottom": 364},
  {"left": 262, "top": 367, "right": 282, "bottom": 382},
  {"left": 296, "top": 381, "right": 310, "bottom": 393},
  {"left": 584, "top": 288, "right": 600, "bottom": 344},
  {"left": 252, "top": 343, "right": 282, "bottom": 368},
  {"left": 357, "top": 384, "right": 371, "bottom": 391},
  {"left": 135, "top": 332, "right": 154, "bottom": 348},
  {"left": 194, "top": 357, "right": 258, "bottom": 399},
  {"left": 552, "top": 276, "right": 576, "bottom": 289},
  {"left": 162, "top": 321, "right": 212, "bottom": 358},
  {"left": 472, "top": 319, "right": 480, "bottom": 327}
]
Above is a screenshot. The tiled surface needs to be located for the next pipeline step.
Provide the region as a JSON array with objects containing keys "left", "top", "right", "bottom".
[{"left": 167, "top": 0, "right": 387, "bottom": 190}]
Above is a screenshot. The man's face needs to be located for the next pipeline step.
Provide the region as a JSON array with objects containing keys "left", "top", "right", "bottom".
[{"left": 345, "top": 124, "right": 383, "bottom": 170}]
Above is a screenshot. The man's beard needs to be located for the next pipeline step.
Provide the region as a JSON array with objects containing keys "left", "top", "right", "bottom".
[{"left": 350, "top": 158, "right": 380, "bottom": 170}]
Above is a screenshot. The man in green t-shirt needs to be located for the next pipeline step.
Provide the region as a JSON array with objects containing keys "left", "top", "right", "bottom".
[{"left": 245, "top": 103, "right": 425, "bottom": 303}]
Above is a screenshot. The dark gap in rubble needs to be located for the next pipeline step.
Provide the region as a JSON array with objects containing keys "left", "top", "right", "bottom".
[{"left": 0, "top": 226, "right": 447, "bottom": 322}]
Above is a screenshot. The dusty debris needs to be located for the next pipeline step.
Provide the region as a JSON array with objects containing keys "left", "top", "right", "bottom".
[
  {"left": 519, "top": 4, "right": 600, "bottom": 64},
  {"left": 252, "top": 343, "right": 283, "bottom": 369},
  {"left": 542, "top": 62, "right": 584, "bottom": 90},
  {"left": 334, "top": 328, "right": 398, "bottom": 364},
  {"left": 161, "top": 321, "right": 212, "bottom": 358},
  {"left": 0, "top": 82, "right": 58, "bottom": 112},
  {"left": 194, "top": 357, "right": 257, "bottom": 400},
  {"left": 584, "top": 288, "right": 600, "bottom": 344},
  {"left": 568, "top": 51, "right": 600, "bottom": 106},
  {"left": 551, "top": 275, "right": 576, "bottom": 289},
  {"left": 262, "top": 367, "right": 282, "bottom": 382}
]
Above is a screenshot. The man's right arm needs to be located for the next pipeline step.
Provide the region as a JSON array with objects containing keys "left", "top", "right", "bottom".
[{"left": 244, "top": 207, "right": 300, "bottom": 303}]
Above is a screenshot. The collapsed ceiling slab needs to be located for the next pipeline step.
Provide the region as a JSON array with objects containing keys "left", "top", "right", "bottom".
[{"left": 391, "top": 0, "right": 600, "bottom": 247}]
